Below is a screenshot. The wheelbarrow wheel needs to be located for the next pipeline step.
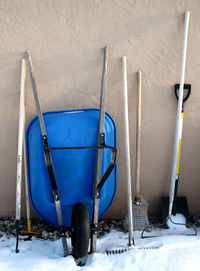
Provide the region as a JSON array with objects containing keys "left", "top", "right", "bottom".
[{"left": 71, "top": 203, "right": 90, "bottom": 259}]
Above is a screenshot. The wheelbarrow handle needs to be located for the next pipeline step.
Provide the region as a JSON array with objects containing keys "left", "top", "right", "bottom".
[{"left": 174, "top": 83, "right": 191, "bottom": 103}]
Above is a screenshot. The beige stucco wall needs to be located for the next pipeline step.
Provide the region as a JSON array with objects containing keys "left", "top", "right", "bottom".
[{"left": 1, "top": 0, "right": 200, "bottom": 219}]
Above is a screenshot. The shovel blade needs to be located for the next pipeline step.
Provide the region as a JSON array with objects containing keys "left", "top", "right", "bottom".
[{"left": 162, "top": 196, "right": 189, "bottom": 225}]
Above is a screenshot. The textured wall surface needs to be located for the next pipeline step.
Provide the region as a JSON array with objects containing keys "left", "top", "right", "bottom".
[{"left": 1, "top": 0, "right": 200, "bottom": 219}]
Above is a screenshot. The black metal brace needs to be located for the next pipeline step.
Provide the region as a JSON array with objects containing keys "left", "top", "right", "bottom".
[
  {"left": 49, "top": 140, "right": 117, "bottom": 200},
  {"left": 42, "top": 135, "right": 60, "bottom": 202},
  {"left": 96, "top": 148, "right": 117, "bottom": 198},
  {"left": 58, "top": 225, "right": 67, "bottom": 238}
]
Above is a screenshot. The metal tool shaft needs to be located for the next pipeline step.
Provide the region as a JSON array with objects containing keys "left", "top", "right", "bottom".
[
  {"left": 26, "top": 50, "right": 68, "bottom": 256},
  {"left": 90, "top": 47, "right": 108, "bottom": 253}
]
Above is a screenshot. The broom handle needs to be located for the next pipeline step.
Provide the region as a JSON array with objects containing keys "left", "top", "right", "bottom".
[
  {"left": 168, "top": 11, "right": 190, "bottom": 218},
  {"left": 122, "top": 56, "right": 134, "bottom": 246},
  {"left": 135, "top": 71, "right": 142, "bottom": 200}
]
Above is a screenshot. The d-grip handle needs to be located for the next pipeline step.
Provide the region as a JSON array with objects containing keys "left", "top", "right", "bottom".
[{"left": 175, "top": 83, "right": 191, "bottom": 103}]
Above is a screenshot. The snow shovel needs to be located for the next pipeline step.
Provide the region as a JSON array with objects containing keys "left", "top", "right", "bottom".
[
  {"left": 162, "top": 83, "right": 191, "bottom": 225},
  {"left": 162, "top": 11, "right": 190, "bottom": 227},
  {"left": 166, "top": 11, "right": 190, "bottom": 226},
  {"left": 142, "top": 11, "right": 196, "bottom": 238}
]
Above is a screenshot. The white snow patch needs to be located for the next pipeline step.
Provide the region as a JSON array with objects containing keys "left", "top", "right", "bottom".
[
  {"left": 167, "top": 214, "right": 186, "bottom": 230},
  {"left": 0, "top": 227, "right": 200, "bottom": 271}
]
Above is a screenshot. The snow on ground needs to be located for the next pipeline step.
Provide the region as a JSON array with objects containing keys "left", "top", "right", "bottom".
[{"left": 1, "top": 216, "right": 200, "bottom": 271}]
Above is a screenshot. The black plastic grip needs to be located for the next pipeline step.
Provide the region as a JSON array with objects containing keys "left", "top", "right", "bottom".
[{"left": 174, "top": 84, "right": 191, "bottom": 103}]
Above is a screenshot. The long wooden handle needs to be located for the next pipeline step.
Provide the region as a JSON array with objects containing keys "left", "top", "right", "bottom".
[{"left": 135, "top": 70, "right": 142, "bottom": 199}]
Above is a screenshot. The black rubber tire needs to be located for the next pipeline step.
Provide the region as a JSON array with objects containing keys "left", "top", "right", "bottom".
[{"left": 71, "top": 203, "right": 90, "bottom": 259}]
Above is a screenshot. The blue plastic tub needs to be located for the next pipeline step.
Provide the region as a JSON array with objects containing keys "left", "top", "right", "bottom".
[{"left": 26, "top": 108, "right": 117, "bottom": 228}]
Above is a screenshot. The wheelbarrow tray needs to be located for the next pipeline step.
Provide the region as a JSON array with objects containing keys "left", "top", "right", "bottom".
[{"left": 26, "top": 108, "right": 117, "bottom": 228}]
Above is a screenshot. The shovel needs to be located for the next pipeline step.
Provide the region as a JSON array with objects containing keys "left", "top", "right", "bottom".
[
  {"left": 162, "top": 83, "right": 191, "bottom": 225},
  {"left": 162, "top": 11, "right": 191, "bottom": 226}
]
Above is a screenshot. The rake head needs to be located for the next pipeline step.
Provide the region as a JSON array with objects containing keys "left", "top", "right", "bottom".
[{"left": 106, "top": 245, "right": 159, "bottom": 255}]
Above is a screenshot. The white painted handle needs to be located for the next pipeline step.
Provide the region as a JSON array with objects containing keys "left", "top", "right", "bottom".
[
  {"left": 168, "top": 11, "right": 190, "bottom": 217},
  {"left": 16, "top": 59, "right": 26, "bottom": 220},
  {"left": 122, "top": 56, "right": 134, "bottom": 245},
  {"left": 135, "top": 71, "right": 142, "bottom": 198}
]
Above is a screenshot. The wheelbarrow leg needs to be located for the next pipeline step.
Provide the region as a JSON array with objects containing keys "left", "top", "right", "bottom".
[
  {"left": 90, "top": 198, "right": 100, "bottom": 253},
  {"left": 90, "top": 47, "right": 108, "bottom": 253},
  {"left": 26, "top": 50, "right": 69, "bottom": 257}
]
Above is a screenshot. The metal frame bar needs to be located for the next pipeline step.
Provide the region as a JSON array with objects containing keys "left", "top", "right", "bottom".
[{"left": 90, "top": 46, "right": 109, "bottom": 253}]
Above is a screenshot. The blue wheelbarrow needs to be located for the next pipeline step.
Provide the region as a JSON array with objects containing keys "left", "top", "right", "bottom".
[{"left": 16, "top": 48, "right": 117, "bottom": 262}]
